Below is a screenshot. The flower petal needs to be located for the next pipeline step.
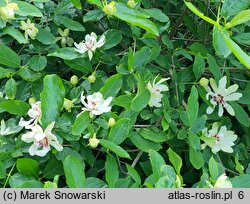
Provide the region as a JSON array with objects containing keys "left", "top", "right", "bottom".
[
  {"left": 224, "top": 103, "right": 235, "bottom": 116},
  {"left": 218, "top": 76, "right": 227, "bottom": 90},
  {"left": 206, "top": 106, "right": 214, "bottom": 114},
  {"left": 224, "top": 93, "right": 242, "bottom": 101}
]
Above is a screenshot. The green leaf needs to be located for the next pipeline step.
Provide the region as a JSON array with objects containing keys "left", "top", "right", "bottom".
[
  {"left": 213, "top": 26, "right": 231, "bottom": 58},
  {"left": 0, "top": 161, "right": 6, "bottom": 179},
  {"left": 18, "top": 68, "right": 42, "bottom": 82},
  {"left": 100, "top": 74, "right": 123, "bottom": 98},
  {"left": 129, "top": 132, "right": 162, "bottom": 153},
  {"left": 48, "top": 48, "right": 83, "bottom": 60},
  {"left": 105, "top": 154, "right": 119, "bottom": 187},
  {"left": 108, "top": 118, "right": 130, "bottom": 145},
  {"left": 221, "top": 29, "right": 250, "bottom": 69},
  {"left": 230, "top": 174, "right": 250, "bottom": 187},
  {"left": 126, "top": 164, "right": 141, "bottom": 184},
  {"left": 0, "top": 67, "right": 15, "bottom": 79},
  {"left": 138, "top": 128, "right": 169, "bottom": 143},
  {"left": 131, "top": 78, "right": 150, "bottom": 112},
  {"left": 9, "top": 173, "right": 37, "bottom": 188},
  {"left": 235, "top": 158, "right": 244, "bottom": 175},
  {"left": 85, "top": 177, "right": 107, "bottom": 188},
  {"left": 40, "top": 74, "right": 65, "bottom": 127},
  {"left": 149, "top": 149, "right": 165, "bottom": 180},
  {"left": 43, "top": 157, "right": 64, "bottom": 179},
  {"left": 234, "top": 33, "right": 250, "bottom": 46},
  {"left": 14, "top": 1, "right": 43, "bottom": 17},
  {"left": 63, "top": 155, "right": 85, "bottom": 188},
  {"left": 208, "top": 156, "right": 219, "bottom": 181},
  {"left": 18, "top": 180, "right": 43, "bottom": 188},
  {"left": 16, "top": 158, "right": 39, "bottom": 178},
  {"left": 99, "top": 139, "right": 131, "bottom": 159},
  {"left": 83, "top": 9, "right": 105, "bottom": 22},
  {"left": 188, "top": 132, "right": 201, "bottom": 151},
  {"left": 70, "top": 0, "right": 82, "bottom": 9},
  {"left": 0, "top": 44, "right": 21, "bottom": 68},
  {"left": 207, "top": 54, "right": 222, "bottom": 82},
  {"left": 193, "top": 55, "right": 205, "bottom": 79},
  {"left": 189, "top": 146, "right": 204, "bottom": 170},
  {"left": 87, "top": 0, "right": 103, "bottom": 8},
  {"left": 28, "top": 55, "right": 47, "bottom": 72},
  {"left": 2, "top": 27, "right": 28, "bottom": 44},
  {"left": 103, "top": 29, "right": 122, "bottom": 50},
  {"left": 167, "top": 148, "right": 182, "bottom": 178},
  {"left": 221, "top": 0, "right": 249, "bottom": 18},
  {"left": 144, "top": 8, "right": 169, "bottom": 23},
  {"left": 187, "top": 86, "right": 199, "bottom": 126},
  {"left": 190, "top": 115, "right": 207, "bottom": 134},
  {"left": 72, "top": 111, "right": 91, "bottom": 135},
  {"left": 226, "top": 9, "right": 250, "bottom": 28},
  {"left": 55, "top": 16, "right": 85, "bottom": 31},
  {"left": 230, "top": 102, "right": 250, "bottom": 127},
  {"left": 64, "top": 58, "right": 92, "bottom": 73},
  {"left": 0, "top": 100, "right": 30, "bottom": 116},
  {"left": 184, "top": 1, "right": 219, "bottom": 26},
  {"left": 113, "top": 3, "right": 159, "bottom": 36},
  {"left": 36, "top": 27, "right": 56, "bottom": 45},
  {"left": 5, "top": 78, "right": 17, "bottom": 100}
]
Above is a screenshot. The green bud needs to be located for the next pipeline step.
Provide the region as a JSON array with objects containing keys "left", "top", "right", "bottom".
[
  {"left": 70, "top": 75, "right": 78, "bottom": 86},
  {"left": 127, "top": 0, "right": 137, "bottom": 8},
  {"left": 199, "top": 77, "right": 209, "bottom": 87},
  {"left": 63, "top": 98, "right": 74, "bottom": 112},
  {"left": 89, "top": 134, "right": 99, "bottom": 148},
  {"left": 103, "top": 1, "right": 117, "bottom": 16},
  {"left": 88, "top": 75, "right": 96, "bottom": 83},
  {"left": 108, "top": 118, "right": 116, "bottom": 127},
  {"left": 28, "top": 97, "right": 36, "bottom": 105}
]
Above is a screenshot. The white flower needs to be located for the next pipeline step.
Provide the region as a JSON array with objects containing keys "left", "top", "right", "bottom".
[
  {"left": 79, "top": 92, "right": 112, "bottom": 118},
  {"left": 205, "top": 76, "right": 242, "bottom": 117},
  {"left": 74, "top": 32, "right": 105, "bottom": 60},
  {"left": 147, "top": 77, "right": 170, "bottom": 107},
  {"left": 214, "top": 174, "right": 232, "bottom": 188},
  {"left": 0, "top": 0, "right": 19, "bottom": 20},
  {"left": 21, "top": 122, "right": 63, "bottom": 157},
  {"left": 201, "top": 123, "right": 237, "bottom": 154},
  {"left": 19, "top": 101, "right": 42, "bottom": 129}
]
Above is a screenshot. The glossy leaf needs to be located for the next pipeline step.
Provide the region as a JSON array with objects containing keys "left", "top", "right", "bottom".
[
  {"left": 40, "top": 74, "right": 65, "bottom": 127},
  {"left": 99, "top": 139, "right": 131, "bottom": 159},
  {"left": 63, "top": 155, "right": 86, "bottom": 188}
]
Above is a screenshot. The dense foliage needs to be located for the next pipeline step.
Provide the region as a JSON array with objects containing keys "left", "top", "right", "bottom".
[{"left": 0, "top": 0, "right": 250, "bottom": 188}]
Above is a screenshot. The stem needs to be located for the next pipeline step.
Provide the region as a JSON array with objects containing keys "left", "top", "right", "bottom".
[
  {"left": 131, "top": 151, "right": 143, "bottom": 168},
  {"left": 3, "top": 162, "right": 16, "bottom": 188}
]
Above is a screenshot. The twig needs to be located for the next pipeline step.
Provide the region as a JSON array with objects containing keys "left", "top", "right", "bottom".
[{"left": 131, "top": 151, "right": 143, "bottom": 168}]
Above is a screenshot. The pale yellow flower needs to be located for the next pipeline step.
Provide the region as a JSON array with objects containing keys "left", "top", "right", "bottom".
[
  {"left": 0, "top": 0, "right": 19, "bottom": 20},
  {"left": 20, "top": 19, "right": 39, "bottom": 40}
]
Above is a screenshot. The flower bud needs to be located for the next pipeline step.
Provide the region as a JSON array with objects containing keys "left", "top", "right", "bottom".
[
  {"left": 89, "top": 134, "right": 99, "bottom": 148},
  {"left": 103, "top": 1, "right": 117, "bottom": 16},
  {"left": 88, "top": 75, "right": 96, "bottom": 83},
  {"left": 61, "top": 36, "right": 67, "bottom": 45},
  {"left": 70, "top": 75, "right": 78, "bottom": 86},
  {"left": 127, "top": 0, "right": 137, "bottom": 8},
  {"left": 28, "top": 97, "right": 36, "bottom": 105},
  {"left": 63, "top": 98, "right": 74, "bottom": 112},
  {"left": 64, "top": 28, "right": 70, "bottom": 36},
  {"left": 108, "top": 118, "right": 116, "bottom": 127},
  {"left": 199, "top": 77, "right": 209, "bottom": 87}
]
